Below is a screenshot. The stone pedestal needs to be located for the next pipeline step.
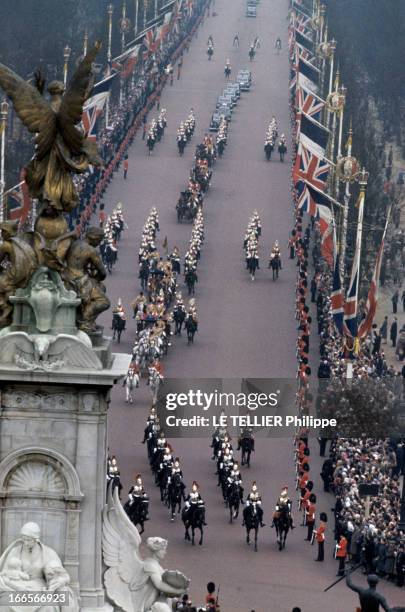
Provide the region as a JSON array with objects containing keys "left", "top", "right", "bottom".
[{"left": 0, "top": 349, "right": 131, "bottom": 612}]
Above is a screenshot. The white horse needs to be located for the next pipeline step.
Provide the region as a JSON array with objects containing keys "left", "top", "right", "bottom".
[
  {"left": 148, "top": 367, "right": 164, "bottom": 406},
  {"left": 124, "top": 368, "right": 140, "bottom": 403}
]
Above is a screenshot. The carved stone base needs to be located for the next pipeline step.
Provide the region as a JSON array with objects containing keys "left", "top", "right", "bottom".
[{"left": 0, "top": 346, "right": 131, "bottom": 610}]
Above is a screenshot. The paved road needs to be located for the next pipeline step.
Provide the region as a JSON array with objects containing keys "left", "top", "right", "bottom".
[{"left": 99, "top": 0, "right": 404, "bottom": 610}]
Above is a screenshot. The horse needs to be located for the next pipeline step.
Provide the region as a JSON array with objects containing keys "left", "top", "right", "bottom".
[
  {"left": 182, "top": 505, "right": 205, "bottom": 545},
  {"left": 185, "top": 269, "right": 198, "bottom": 295},
  {"left": 123, "top": 367, "right": 140, "bottom": 403},
  {"left": 273, "top": 506, "right": 291, "bottom": 550},
  {"left": 178, "top": 137, "right": 186, "bottom": 156},
  {"left": 226, "top": 482, "right": 242, "bottom": 523},
  {"left": 157, "top": 463, "right": 171, "bottom": 502},
  {"left": 246, "top": 256, "right": 259, "bottom": 281},
  {"left": 147, "top": 135, "right": 155, "bottom": 155},
  {"left": 239, "top": 435, "right": 254, "bottom": 467},
  {"left": 103, "top": 243, "right": 116, "bottom": 273},
  {"left": 173, "top": 305, "right": 186, "bottom": 335},
  {"left": 278, "top": 142, "right": 287, "bottom": 162},
  {"left": 124, "top": 495, "right": 149, "bottom": 535},
  {"left": 243, "top": 503, "right": 261, "bottom": 551},
  {"left": 264, "top": 141, "right": 274, "bottom": 161},
  {"left": 224, "top": 65, "right": 231, "bottom": 80},
  {"left": 167, "top": 473, "right": 186, "bottom": 520},
  {"left": 185, "top": 315, "right": 198, "bottom": 344},
  {"left": 269, "top": 255, "right": 281, "bottom": 280},
  {"left": 112, "top": 313, "right": 126, "bottom": 343},
  {"left": 207, "top": 46, "right": 214, "bottom": 60},
  {"left": 249, "top": 47, "right": 255, "bottom": 61},
  {"left": 148, "top": 366, "right": 163, "bottom": 406}
]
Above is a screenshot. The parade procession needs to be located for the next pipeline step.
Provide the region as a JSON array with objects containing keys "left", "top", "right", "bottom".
[{"left": 0, "top": 0, "right": 404, "bottom": 611}]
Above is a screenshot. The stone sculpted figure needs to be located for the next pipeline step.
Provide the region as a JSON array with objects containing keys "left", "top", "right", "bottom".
[
  {"left": 0, "top": 221, "right": 37, "bottom": 327},
  {"left": 0, "top": 522, "right": 78, "bottom": 612},
  {"left": 63, "top": 227, "right": 110, "bottom": 333},
  {"left": 102, "top": 483, "right": 190, "bottom": 612},
  {"left": 0, "top": 43, "right": 102, "bottom": 215}
]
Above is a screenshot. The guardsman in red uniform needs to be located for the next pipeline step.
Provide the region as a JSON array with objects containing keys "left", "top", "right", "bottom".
[
  {"left": 299, "top": 480, "right": 313, "bottom": 515},
  {"left": 297, "top": 462, "right": 310, "bottom": 493},
  {"left": 336, "top": 533, "right": 348, "bottom": 576},
  {"left": 305, "top": 493, "right": 316, "bottom": 541},
  {"left": 314, "top": 512, "right": 327, "bottom": 561}
]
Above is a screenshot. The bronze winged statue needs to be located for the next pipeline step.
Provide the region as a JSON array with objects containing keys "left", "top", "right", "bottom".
[{"left": 0, "top": 41, "right": 102, "bottom": 216}]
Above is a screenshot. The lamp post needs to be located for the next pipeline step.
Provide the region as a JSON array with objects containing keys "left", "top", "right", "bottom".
[
  {"left": 0, "top": 100, "right": 9, "bottom": 223},
  {"left": 63, "top": 45, "right": 71, "bottom": 87},
  {"left": 143, "top": 0, "right": 149, "bottom": 30},
  {"left": 135, "top": 0, "right": 139, "bottom": 36},
  {"left": 106, "top": 4, "right": 114, "bottom": 129},
  {"left": 107, "top": 4, "right": 114, "bottom": 63}
]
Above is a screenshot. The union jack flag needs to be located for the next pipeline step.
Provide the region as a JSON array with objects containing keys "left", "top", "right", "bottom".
[
  {"left": 295, "top": 83, "right": 325, "bottom": 133},
  {"left": 143, "top": 27, "right": 160, "bottom": 57},
  {"left": 5, "top": 174, "right": 31, "bottom": 227},
  {"left": 331, "top": 253, "right": 344, "bottom": 335},
  {"left": 293, "top": 141, "right": 330, "bottom": 190},
  {"left": 343, "top": 190, "right": 365, "bottom": 337},
  {"left": 297, "top": 180, "right": 317, "bottom": 216}
]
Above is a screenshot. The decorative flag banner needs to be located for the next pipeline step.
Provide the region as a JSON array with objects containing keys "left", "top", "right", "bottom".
[
  {"left": 298, "top": 57, "right": 320, "bottom": 92},
  {"left": 299, "top": 112, "right": 330, "bottom": 158},
  {"left": 357, "top": 210, "right": 390, "bottom": 339},
  {"left": 293, "top": 141, "right": 330, "bottom": 191},
  {"left": 82, "top": 73, "right": 116, "bottom": 141},
  {"left": 112, "top": 45, "right": 141, "bottom": 78},
  {"left": 343, "top": 188, "right": 365, "bottom": 337},
  {"left": 331, "top": 253, "right": 344, "bottom": 334},
  {"left": 295, "top": 82, "right": 325, "bottom": 133}
]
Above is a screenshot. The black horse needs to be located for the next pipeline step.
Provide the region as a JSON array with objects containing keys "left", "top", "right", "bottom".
[
  {"left": 264, "top": 141, "right": 274, "bottom": 161},
  {"left": 224, "top": 65, "right": 231, "bottom": 79},
  {"left": 207, "top": 46, "right": 214, "bottom": 60},
  {"left": 112, "top": 313, "right": 126, "bottom": 343},
  {"left": 249, "top": 48, "right": 255, "bottom": 61},
  {"left": 273, "top": 506, "right": 291, "bottom": 550},
  {"left": 242, "top": 504, "right": 262, "bottom": 551},
  {"left": 226, "top": 482, "right": 242, "bottom": 523},
  {"left": 124, "top": 495, "right": 149, "bottom": 535},
  {"left": 185, "top": 315, "right": 198, "bottom": 344},
  {"left": 167, "top": 473, "right": 186, "bottom": 521},
  {"left": 185, "top": 269, "right": 198, "bottom": 295},
  {"left": 173, "top": 305, "right": 186, "bottom": 335},
  {"left": 278, "top": 142, "right": 287, "bottom": 162},
  {"left": 246, "top": 256, "right": 259, "bottom": 281},
  {"left": 178, "top": 137, "right": 186, "bottom": 156},
  {"left": 139, "top": 260, "right": 149, "bottom": 289},
  {"left": 239, "top": 435, "right": 254, "bottom": 467},
  {"left": 182, "top": 504, "right": 205, "bottom": 545},
  {"left": 269, "top": 255, "right": 281, "bottom": 280},
  {"left": 147, "top": 135, "right": 155, "bottom": 155}
]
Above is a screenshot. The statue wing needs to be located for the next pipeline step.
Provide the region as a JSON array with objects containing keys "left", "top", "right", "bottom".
[
  {"left": 0, "top": 64, "right": 55, "bottom": 158},
  {"left": 102, "top": 483, "right": 146, "bottom": 612},
  {"left": 0, "top": 332, "right": 34, "bottom": 365},
  {"left": 47, "top": 335, "right": 102, "bottom": 370},
  {"left": 58, "top": 41, "right": 101, "bottom": 154}
]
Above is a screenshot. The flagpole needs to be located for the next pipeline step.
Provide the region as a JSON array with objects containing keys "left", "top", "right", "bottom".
[
  {"left": 106, "top": 3, "right": 114, "bottom": 129},
  {"left": 135, "top": 0, "right": 139, "bottom": 36},
  {"left": 120, "top": 1, "right": 127, "bottom": 106},
  {"left": 63, "top": 45, "right": 71, "bottom": 87},
  {"left": 354, "top": 168, "right": 368, "bottom": 315},
  {"left": 144, "top": 0, "right": 148, "bottom": 29},
  {"left": 83, "top": 29, "right": 88, "bottom": 56},
  {"left": 0, "top": 100, "right": 9, "bottom": 223},
  {"left": 327, "top": 39, "right": 336, "bottom": 127},
  {"left": 154, "top": 0, "right": 158, "bottom": 19}
]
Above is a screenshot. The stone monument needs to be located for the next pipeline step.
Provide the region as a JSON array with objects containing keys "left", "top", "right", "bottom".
[{"left": 0, "top": 43, "right": 131, "bottom": 611}]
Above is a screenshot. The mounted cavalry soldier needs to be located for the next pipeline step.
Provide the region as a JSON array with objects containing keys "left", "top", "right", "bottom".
[
  {"left": 243, "top": 481, "right": 265, "bottom": 527},
  {"left": 124, "top": 474, "right": 150, "bottom": 530},
  {"left": 268, "top": 240, "right": 282, "bottom": 281},
  {"left": 278, "top": 134, "right": 287, "bottom": 162},
  {"left": 272, "top": 486, "right": 294, "bottom": 529},
  {"left": 227, "top": 461, "right": 244, "bottom": 502},
  {"left": 211, "top": 411, "right": 228, "bottom": 459},
  {"left": 184, "top": 481, "right": 207, "bottom": 526}
]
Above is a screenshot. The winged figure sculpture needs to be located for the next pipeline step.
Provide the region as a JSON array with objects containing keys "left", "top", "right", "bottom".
[
  {"left": 0, "top": 42, "right": 103, "bottom": 214},
  {"left": 102, "top": 482, "right": 190, "bottom": 612}
]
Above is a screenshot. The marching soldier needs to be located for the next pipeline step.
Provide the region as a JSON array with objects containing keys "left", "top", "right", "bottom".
[{"left": 305, "top": 493, "right": 316, "bottom": 542}]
